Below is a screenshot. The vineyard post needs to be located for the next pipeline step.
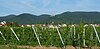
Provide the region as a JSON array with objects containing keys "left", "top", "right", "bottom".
[
  {"left": 56, "top": 26, "right": 65, "bottom": 48},
  {"left": 71, "top": 25, "right": 76, "bottom": 39},
  {"left": 83, "top": 25, "right": 88, "bottom": 47},
  {"left": 70, "top": 25, "right": 73, "bottom": 39},
  {"left": 91, "top": 24, "right": 100, "bottom": 43},
  {"left": 22, "top": 25, "right": 24, "bottom": 34},
  {"left": 53, "top": 27, "right": 54, "bottom": 30},
  {"left": 71, "top": 25, "right": 77, "bottom": 48},
  {"left": 77, "top": 34, "right": 81, "bottom": 49},
  {"left": 32, "top": 26, "right": 42, "bottom": 47},
  {"left": 0, "top": 31, "right": 6, "bottom": 40},
  {"left": 41, "top": 27, "right": 43, "bottom": 31},
  {"left": 44, "top": 27, "right": 47, "bottom": 30},
  {"left": 10, "top": 27, "right": 20, "bottom": 41}
]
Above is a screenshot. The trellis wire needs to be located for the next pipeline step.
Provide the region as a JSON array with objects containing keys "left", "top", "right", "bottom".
[
  {"left": 32, "top": 26, "right": 42, "bottom": 47},
  {"left": 92, "top": 25, "right": 100, "bottom": 43},
  {"left": 56, "top": 26, "right": 65, "bottom": 48},
  {"left": 10, "top": 27, "right": 20, "bottom": 41},
  {"left": 0, "top": 31, "right": 6, "bottom": 40}
]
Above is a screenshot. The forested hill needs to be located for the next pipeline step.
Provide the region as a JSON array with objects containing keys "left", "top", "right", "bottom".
[{"left": 0, "top": 12, "right": 100, "bottom": 24}]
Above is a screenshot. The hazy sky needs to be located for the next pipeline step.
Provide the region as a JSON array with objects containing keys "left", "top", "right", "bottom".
[{"left": 0, "top": 0, "right": 100, "bottom": 16}]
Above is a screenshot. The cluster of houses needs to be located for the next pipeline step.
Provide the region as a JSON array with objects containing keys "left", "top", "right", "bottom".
[
  {"left": 0, "top": 21, "right": 18, "bottom": 27},
  {"left": 22, "top": 24, "right": 67, "bottom": 28},
  {"left": 23, "top": 24, "right": 100, "bottom": 28},
  {"left": 0, "top": 21, "right": 7, "bottom": 26},
  {"left": 0, "top": 21, "right": 100, "bottom": 27}
]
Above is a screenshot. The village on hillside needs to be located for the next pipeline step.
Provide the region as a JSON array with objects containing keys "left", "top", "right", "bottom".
[{"left": 0, "top": 21, "right": 100, "bottom": 28}]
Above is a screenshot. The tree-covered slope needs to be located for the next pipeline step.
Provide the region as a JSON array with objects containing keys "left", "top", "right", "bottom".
[{"left": 0, "top": 12, "right": 100, "bottom": 24}]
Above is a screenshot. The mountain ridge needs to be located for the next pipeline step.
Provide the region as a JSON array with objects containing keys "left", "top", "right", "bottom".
[{"left": 0, "top": 12, "right": 100, "bottom": 24}]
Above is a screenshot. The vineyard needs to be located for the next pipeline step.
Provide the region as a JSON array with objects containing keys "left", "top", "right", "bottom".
[{"left": 0, "top": 24, "right": 100, "bottom": 48}]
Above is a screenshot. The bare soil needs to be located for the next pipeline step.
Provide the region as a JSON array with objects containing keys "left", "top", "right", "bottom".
[
  {"left": 16, "top": 45, "right": 100, "bottom": 49},
  {"left": 1, "top": 45, "right": 100, "bottom": 49}
]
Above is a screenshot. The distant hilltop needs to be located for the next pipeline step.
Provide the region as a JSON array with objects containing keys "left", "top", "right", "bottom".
[{"left": 0, "top": 12, "right": 100, "bottom": 24}]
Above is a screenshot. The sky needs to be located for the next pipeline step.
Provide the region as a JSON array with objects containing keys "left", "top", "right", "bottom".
[{"left": 0, "top": 0, "right": 100, "bottom": 16}]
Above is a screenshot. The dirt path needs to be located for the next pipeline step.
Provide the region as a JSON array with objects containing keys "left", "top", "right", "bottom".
[
  {"left": 17, "top": 45, "right": 75, "bottom": 49},
  {"left": 1, "top": 45, "right": 100, "bottom": 49},
  {"left": 16, "top": 46, "right": 100, "bottom": 49}
]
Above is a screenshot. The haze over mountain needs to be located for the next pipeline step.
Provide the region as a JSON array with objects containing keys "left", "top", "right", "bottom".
[{"left": 0, "top": 12, "right": 100, "bottom": 24}]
